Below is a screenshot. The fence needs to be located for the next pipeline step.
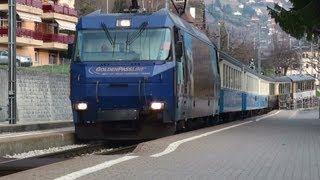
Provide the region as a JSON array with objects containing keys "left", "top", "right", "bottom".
[
  {"left": 30, "top": 58, "right": 70, "bottom": 75},
  {"left": 279, "top": 97, "right": 319, "bottom": 110}
]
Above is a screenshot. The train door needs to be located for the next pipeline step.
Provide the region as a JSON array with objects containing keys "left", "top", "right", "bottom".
[
  {"left": 210, "top": 48, "right": 221, "bottom": 115},
  {"left": 175, "top": 28, "right": 191, "bottom": 120},
  {"left": 182, "top": 31, "right": 194, "bottom": 118}
]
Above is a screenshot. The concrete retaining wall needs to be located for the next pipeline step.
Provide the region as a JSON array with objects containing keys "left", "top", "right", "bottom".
[
  {"left": 0, "top": 68, "right": 72, "bottom": 123},
  {"left": 0, "top": 69, "right": 8, "bottom": 121}
]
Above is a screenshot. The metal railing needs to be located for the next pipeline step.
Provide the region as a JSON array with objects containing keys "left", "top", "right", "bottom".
[
  {"left": 0, "top": 0, "right": 42, "bottom": 8},
  {"left": 0, "top": 27, "right": 74, "bottom": 43},
  {"left": 0, "top": 27, "right": 41, "bottom": 40},
  {"left": 43, "top": 34, "right": 75, "bottom": 44},
  {"left": 42, "top": 4, "right": 77, "bottom": 16},
  {"left": 31, "top": 58, "right": 71, "bottom": 75},
  {"left": 279, "top": 97, "right": 319, "bottom": 110}
]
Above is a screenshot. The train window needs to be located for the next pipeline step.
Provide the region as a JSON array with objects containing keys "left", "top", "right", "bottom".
[
  {"left": 209, "top": 48, "right": 219, "bottom": 77},
  {"left": 235, "top": 70, "right": 238, "bottom": 90},
  {"left": 226, "top": 66, "right": 230, "bottom": 88},
  {"left": 223, "top": 64, "right": 226, "bottom": 88},
  {"left": 224, "top": 64, "right": 227, "bottom": 87},
  {"left": 76, "top": 28, "right": 172, "bottom": 61},
  {"left": 231, "top": 67, "right": 233, "bottom": 89},
  {"left": 233, "top": 69, "right": 236, "bottom": 89}
]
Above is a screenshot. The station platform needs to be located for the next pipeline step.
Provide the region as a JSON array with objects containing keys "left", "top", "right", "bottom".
[
  {"left": 0, "top": 121, "right": 75, "bottom": 157},
  {"left": 0, "top": 121, "right": 73, "bottom": 134},
  {"left": 2, "top": 109, "right": 320, "bottom": 180}
]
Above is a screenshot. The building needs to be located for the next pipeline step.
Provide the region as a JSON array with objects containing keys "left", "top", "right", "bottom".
[
  {"left": 0, "top": 0, "right": 77, "bottom": 66},
  {"left": 287, "top": 51, "right": 320, "bottom": 86}
]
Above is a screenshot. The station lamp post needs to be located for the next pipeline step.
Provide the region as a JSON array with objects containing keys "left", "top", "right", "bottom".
[{"left": 8, "top": 0, "right": 17, "bottom": 124}]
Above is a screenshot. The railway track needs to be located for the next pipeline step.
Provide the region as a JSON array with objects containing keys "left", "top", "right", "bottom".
[{"left": 0, "top": 142, "right": 137, "bottom": 177}]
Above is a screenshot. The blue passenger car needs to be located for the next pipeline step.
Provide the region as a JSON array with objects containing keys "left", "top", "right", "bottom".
[
  {"left": 219, "top": 52, "right": 271, "bottom": 118},
  {"left": 69, "top": 9, "right": 220, "bottom": 140}
]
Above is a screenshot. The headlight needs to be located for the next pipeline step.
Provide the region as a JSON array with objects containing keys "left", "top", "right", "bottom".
[
  {"left": 116, "top": 19, "right": 131, "bottom": 27},
  {"left": 150, "top": 102, "right": 165, "bottom": 110},
  {"left": 75, "top": 102, "right": 88, "bottom": 111}
]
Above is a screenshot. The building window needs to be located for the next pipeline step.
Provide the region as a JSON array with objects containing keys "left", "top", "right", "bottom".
[
  {"left": 35, "top": 51, "right": 39, "bottom": 62},
  {"left": 49, "top": 53, "right": 58, "bottom": 64}
]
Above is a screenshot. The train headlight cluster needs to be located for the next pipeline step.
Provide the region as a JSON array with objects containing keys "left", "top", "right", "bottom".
[
  {"left": 75, "top": 102, "right": 88, "bottom": 111},
  {"left": 150, "top": 102, "right": 165, "bottom": 110},
  {"left": 116, "top": 19, "right": 131, "bottom": 27}
]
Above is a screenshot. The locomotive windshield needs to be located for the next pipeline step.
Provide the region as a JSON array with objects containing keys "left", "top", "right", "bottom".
[{"left": 75, "top": 28, "right": 171, "bottom": 61}]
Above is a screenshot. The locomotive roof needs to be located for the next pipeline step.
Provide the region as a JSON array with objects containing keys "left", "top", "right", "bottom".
[
  {"left": 272, "top": 74, "right": 315, "bottom": 83},
  {"left": 287, "top": 74, "right": 315, "bottom": 82},
  {"left": 77, "top": 9, "right": 213, "bottom": 46},
  {"left": 272, "top": 76, "right": 292, "bottom": 83}
]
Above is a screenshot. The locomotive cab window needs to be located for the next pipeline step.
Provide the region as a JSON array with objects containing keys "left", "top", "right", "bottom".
[{"left": 75, "top": 28, "right": 172, "bottom": 61}]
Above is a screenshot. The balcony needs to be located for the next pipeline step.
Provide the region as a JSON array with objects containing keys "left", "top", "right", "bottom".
[
  {"left": 0, "top": 27, "right": 43, "bottom": 46},
  {"left": 42, "top": 4, "right": 77, "bottom": 23},
  {"left": 39, "top": 34, "right": 74, "bottom": 50},
  {"left": 0, "top": 0, "right": 43, "bottom": 15}
]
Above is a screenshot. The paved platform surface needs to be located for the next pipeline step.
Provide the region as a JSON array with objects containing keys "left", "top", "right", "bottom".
[
  {"left": 0, "top": 121, "right": 73, "bottom": 134},
  {"left": 2, "top": 110, "right": 320, "bottom": 180}
]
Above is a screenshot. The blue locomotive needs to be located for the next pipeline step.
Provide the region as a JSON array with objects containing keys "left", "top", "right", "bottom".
[
  {"left": 69, "top": 9, "right": 313, "bottom": 140},
  {"left": 69, "top": 9, "right": 220, "bottom": 140}
]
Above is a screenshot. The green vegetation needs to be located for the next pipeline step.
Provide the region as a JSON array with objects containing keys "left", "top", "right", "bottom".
[
  {"left": 0, "top": 65, "right": 70, "bottom": 75},
  {"left": 263, "top": 68, "right": 277, "bottom": 77},
  {"left": 317, "top": 90, "right": 320, "bottom": 97},
  {"left": 268, "top": 0, "right": 320, "bottom": 41}
]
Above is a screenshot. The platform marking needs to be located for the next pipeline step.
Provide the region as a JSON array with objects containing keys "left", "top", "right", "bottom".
[
  {"left": 289, "top": 110, "right": 298, "bottom": 119},
  {"left": 151, "top": 111, "right": 281, "bottom": 158},
  {"left": 150, "top": 121, "right": 253, "bottom": 158},
  {"left": 55, "top": 156, "right": 138, "bottom": 180},
  {"left": 255, "top": 111, "right": 280, "bottom": 122}
]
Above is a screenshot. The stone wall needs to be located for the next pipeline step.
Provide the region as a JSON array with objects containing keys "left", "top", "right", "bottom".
[{"left": 0, "top": 68, "right": 72, "bottom": 123}]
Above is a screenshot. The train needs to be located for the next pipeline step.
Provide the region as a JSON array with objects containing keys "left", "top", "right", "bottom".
[{"left": 68, "top": 9, "right": 316, "bottom": 140}]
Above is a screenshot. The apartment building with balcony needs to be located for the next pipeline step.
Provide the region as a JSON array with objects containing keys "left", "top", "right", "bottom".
[{"left": 0, "top": 0, "right": 77, "bottom": 66}]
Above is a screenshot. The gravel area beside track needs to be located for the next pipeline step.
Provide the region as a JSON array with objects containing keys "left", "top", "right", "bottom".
[{"left": 4, "top": 144, "right": 86, "bottom": 159}]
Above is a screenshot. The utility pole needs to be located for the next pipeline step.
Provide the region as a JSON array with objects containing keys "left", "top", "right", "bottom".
[
  {"left": 218, "top": 22, "right": 221, "bottom": 50},
  {"left": 257, "top": 22, "right": 262, "bottom": 74},
  {"left": 131, "top": 0, "right": 139, "bottom": 10},
  {"left": 106, "top": 0, "right": 109, "bottom": 13},
  {"left": 165, "top": 0, "right": 169, "bottom": 9},
  {"left": 8, "top": 0, "right": 17, "bottom": 124}
]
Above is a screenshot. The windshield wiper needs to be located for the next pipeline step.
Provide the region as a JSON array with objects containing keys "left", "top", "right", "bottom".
[
  {"left": 101, "top": 22, "right": 117, "bottom": 57},
  {"left": 126, "top": 21, "right": 148, "bottom": 46},
  {"left": 101, "top": 22, "right": 115, "bottom": 46}
]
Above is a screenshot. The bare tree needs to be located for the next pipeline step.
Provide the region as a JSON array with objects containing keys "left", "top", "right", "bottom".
[
  {"left": 207, "top": 22, "right": 255, "bottom": 65},
  {"left": 227, "top": 29, "right": 255, "bottom": 65},
  {"left": 265, "top": 34, "right": 301, "bottom": 76}
]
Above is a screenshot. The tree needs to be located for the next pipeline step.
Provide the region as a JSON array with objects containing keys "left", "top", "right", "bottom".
[
  {"left": 214, "top": 0, "right": 222, "bottom": 10},
  {"left": 222, "top": 4, "right": 232, "bottom": 15},
  {"left": 265, "top": 34, "right": 301, "bottom": 76},
  {"left": 242, "top": 6, "right": 255, "bottom": 18},
  {"left": 227, "top": 30, "right": 255, "bottom": 65},
  {"left": 113, "top": 0, "right": 128, "bottom": 13},
  {"left": 75, "top": 0, "right": 96, "bottom": 16},
  {"left": 268, "top": 0, "right": 320, "bottom": 42},
  {"left": 207, "top": 22, "right": 256, "bottom": 65}
]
